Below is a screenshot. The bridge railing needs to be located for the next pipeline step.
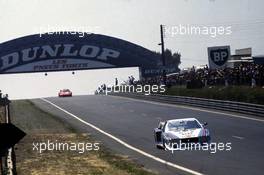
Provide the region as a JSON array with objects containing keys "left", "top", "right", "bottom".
[{"left": 110, "top": 93, "right": 264, "bottom": 117}]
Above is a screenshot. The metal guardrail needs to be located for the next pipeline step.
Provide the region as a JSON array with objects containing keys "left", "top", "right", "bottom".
[{"left": 111, "top": 93, "right": 264, "bottom": 117}]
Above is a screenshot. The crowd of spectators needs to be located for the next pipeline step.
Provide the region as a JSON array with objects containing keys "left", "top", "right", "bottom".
[{"left": 137, "top": 63, "right": 264, "bottom": 88}]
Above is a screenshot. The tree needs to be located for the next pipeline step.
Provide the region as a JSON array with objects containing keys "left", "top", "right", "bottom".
[
  {"left": 164, "top": 49, "right": 181, "bottom": 67},
  {"left": 155, "top": 49, "right": 181, "bottom": 67}
]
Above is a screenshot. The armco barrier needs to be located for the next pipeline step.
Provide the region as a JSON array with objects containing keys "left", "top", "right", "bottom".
[{"left": 110, "top": 93, "right": 264, "bottom": 117}]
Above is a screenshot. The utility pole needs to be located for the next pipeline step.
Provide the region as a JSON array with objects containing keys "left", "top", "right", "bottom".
[{"left": 159, "top": 24, "right": 166, "bottom": 85}]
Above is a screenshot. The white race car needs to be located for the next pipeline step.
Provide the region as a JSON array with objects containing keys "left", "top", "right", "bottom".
[{"left": 154, "top": 118, "right": 210, "bottom": 149}]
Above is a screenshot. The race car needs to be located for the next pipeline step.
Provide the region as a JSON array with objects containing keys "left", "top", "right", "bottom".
[
  {"left": 154, "top": 118, "right": 210, "bottom": 149},
  {"left": 58, "top": 89, "right": 72, "bottom": 97}
]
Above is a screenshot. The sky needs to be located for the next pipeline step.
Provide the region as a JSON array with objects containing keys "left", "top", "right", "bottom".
[
  {"left": 0, "top": 0, "right": 263, "bottom": 68},
  {"left": 0, "top": 0, "right": 263, "bottom": 99},
  {"left": 0, "top": 68, "right": 139, "bottom": 99}
]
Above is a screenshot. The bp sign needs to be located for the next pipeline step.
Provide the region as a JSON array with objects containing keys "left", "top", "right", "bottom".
[
  {"left": 208, "top": 46, "right": 230, "bottom": 69},
  {"left": 0, "top": 33, "right": 159, "bottom": 76}
]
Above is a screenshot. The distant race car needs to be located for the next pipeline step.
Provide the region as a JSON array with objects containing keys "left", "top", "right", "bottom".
[
  {"left": 58, "top": 89, "right": 72, "bottom": 97},
  {"left": 154, "top": 118, "right": 210, "bottom": 149}
]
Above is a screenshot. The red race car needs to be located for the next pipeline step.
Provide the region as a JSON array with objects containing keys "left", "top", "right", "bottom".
[{"left": 58, "top": 89, "right": 72, "bottom": 97}]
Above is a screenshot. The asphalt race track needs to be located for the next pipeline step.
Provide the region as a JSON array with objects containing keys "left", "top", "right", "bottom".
[{"left": 32, "top": 95, "right": 264, "bottom": 175}]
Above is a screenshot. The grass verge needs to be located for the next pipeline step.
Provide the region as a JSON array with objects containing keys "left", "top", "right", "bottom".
[
  {"left": 164, "top": 86, "right": 264, "bottom": 105},
  {"left": 11, "top": 100, "right": 157, "bottom": 175}
]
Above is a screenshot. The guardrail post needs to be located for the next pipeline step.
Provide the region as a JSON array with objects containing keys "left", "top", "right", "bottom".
[{"left": 6, "top": 94, "right": 16, "bottom": 175}]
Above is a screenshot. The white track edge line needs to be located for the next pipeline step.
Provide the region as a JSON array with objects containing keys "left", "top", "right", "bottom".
[{"left": 40, "top": 98, "right": 203, "bottom": 175}]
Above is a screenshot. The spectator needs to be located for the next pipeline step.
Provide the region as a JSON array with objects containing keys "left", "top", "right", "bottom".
[
  {"left": 133, "top": 63, "right": 264, "bottom": 88},
  {"left": 115, "top": 78, "right": 118, "bottom": 86}
]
